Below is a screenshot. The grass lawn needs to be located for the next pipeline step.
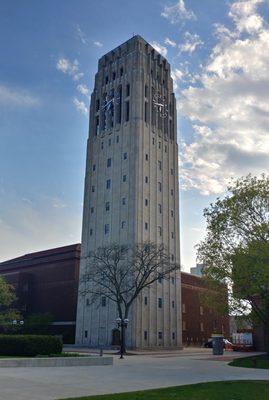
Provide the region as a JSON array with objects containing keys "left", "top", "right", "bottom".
[
  {"left": 229, "top": 355, "right": 269, "bottom": 369},
  {"left": 59, "top": 381, "right": 269, "bottom": 400}
]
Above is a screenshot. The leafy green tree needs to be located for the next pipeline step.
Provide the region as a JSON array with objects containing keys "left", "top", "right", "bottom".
[
  {"left": 0, "top": 277, "right": 20, "bottom": 331},
  {"left": 197, "top": 174, "right": 269, "bottom": 352}
]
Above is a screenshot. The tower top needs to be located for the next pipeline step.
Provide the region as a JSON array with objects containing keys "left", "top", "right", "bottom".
[{"left": 98, "top": 35, "right": 170, "bottom": 69}]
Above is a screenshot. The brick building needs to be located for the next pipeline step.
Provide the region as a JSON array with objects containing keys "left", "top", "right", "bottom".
[
  {"left": 0, "top": 244, "right": 229, "bottom": 346},
  {"left": 181, "top": 272, "right": 229, "bottom": 346}
]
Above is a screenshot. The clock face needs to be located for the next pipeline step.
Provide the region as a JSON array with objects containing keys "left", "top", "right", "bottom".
[{"left": 153, "top": 93, "right": 168, "bottom": 118}]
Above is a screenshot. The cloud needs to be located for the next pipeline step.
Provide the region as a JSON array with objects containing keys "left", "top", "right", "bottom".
[
  {"left": 165, "top": 37, "right": 177, "bottom": 47},
  {"left": 73, "top": 97, "right": 88, "bottom": 115},
  {"left": 93, "top": 41, "right": 103, "bottom": 48},
  {"left": 77, "top": 84, "right": 89, "bottom": 97},
  {"left": 179, "top": 32, "right": 203, "bottom": 53},
  {"left": 0, "top": 85, "right": 39, "bottom": 107},
  {"left": 76, "top": 24, "right": 89, "bottom": 45},
  {"left": 150, "top": 41, "right": 168, "bottom": 57},
  {"left": 161, "top": 0, "right": 196, "bottom": 24},
  {"left": 179, "top": 0, "right": 269, "bottom": 195},
  {"left": 56, "top": 58, "right": 84, "bottom": 81}
]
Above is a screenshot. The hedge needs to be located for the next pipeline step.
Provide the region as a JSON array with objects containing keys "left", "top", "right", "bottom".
[{"left": 0, "top": 334, "right": 63, "bottom": 356}]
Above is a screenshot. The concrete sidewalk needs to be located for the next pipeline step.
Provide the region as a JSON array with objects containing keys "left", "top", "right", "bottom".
[{"left": 0, "top": 351, "right": 268, "bottom": 400}]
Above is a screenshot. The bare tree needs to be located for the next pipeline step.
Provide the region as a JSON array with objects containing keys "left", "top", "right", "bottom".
[{"left": 80, "top": 242, "right": 180, "bottom": 355}]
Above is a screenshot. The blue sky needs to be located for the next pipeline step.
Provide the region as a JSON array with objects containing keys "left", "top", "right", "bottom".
[{"left": 1, "top": 0, "right": 269, "bottom": 270}]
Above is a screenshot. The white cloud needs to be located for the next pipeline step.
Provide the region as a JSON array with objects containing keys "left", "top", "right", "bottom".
[
  {"left": 73, "top": 97, "right": 88, "bottom": 115},
  {"left": 56, "top": 58, "right": 84, "bottom": 81},
  {"left": 150, "top": 41, "right": 168, "bottom": 57},
  {"left": 179, "top": 32, "right": 203, "bottom": 53},
  {"left": 0, "top": 85, "right": 39, "bottom": 107},
  {"left": 93, "top": 41, "right": 103, "bottom": 48},
  {"left": 76, "top": 24, "right": 89, "bottom": 45},
  {"left": 77, "top": 84, "right": 89, "bottom": 96},
  {"left": 179, "top": 0, "right": 269, "bottom": 195},
  {"left": 165, "top": 37, "right": 177, "bottom": 47},
  {"left": 161, "top": 0, "right": 196, "bottom": 24}
]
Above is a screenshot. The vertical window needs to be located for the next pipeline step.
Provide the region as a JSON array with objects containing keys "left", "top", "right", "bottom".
[
  {"left": 144, "top": 331, "right": 148, "bottom": 340},
  {"left": 86, "top": 298, "right": 90, "bottom": 306},
  {"left": 171, "top": 210, "right": 174, "bottom": 217},
  {"left": 116, "top": 86, "right": 122, "bottom": 124},
  {"left": 85, "top": 330, "right": 88, "bottom": 338},
  {"left": 171, "top": 189, "right": 174, "bottom": 196},
  {"left": 123, "top": 152, "right": 127, "bottom": 160},
  {"left": 92, "top": 164, "right": 96, "bottom": 172},
  {"left": 105, "top": 201, "right": 110, "bottom": 211},
  {"left": 158, "top": 298, "right": 162, "bottom": 308},
  {"left": 158, "top": 161, "right": 162, "bottom": 170},
  {"left": 122, "top": 174, "right": 127, "bottom": 182},
  {"left": 120, "top": 67, "right": 123, "bottom": 76},
  {"left": 106, "top": 179, "right": 111, "bottom": 189},
  {"left": 105, "top": 76, "right": 109, "bottom": 84},
  {"left": 126, "top": 83, "right": 130, "bottom": 97},
  {"left": 171, "top": 168, "right": 174, "bottom": 175},
  {"left": 171, "top": 254, "right": 174, "bottom": 262},
  {"left": 104, "top": 224, "right": 109, "bottom": 234},
  {"left": 200, "top": 306, "right": 204, "bottom": 316},
  {"left": 182, "top": 321, "right": 186, "bottom": 331},
  {"left": 101, "top": 297, "right": 107, "bottom": 307},
  {"left": 91, "top": 186, "right": 95, "bottom": 192},
  {"left": 107, "top": 158, "right": 112, "bottom": 167},
  {"left": 145, "top": 85, "right": 148, "bottom": 98},
  {"left": 125, "top": 101, "right": 130, "bottom": 121},
  {"left": 145, "top": 154, "right": 148, "bottom": 161},
  {"left": 95, "top": 116, "right": 100, "bottom": 135},
  {"left": 158, "top": 204, "right": 162, "bottom": 214},
  {"left": 145, "top": 198, "right": 148, "bottom": 206},
  {"left": 200, "top": 322, "right": 204, "bottom": 332},
  {"left": 158, "top": 331, "right": 163, "bottom": 339},
  {"left": 152, "top": 138, "right": 155, "bottom": 145},
  {"left": 145, "top": 222, "right": 148, "bottom": 230},
  {"left": 90, "top": 228, "right": 93, "bottom": 236},
  {"left": 144, "top": 101, "right": 148, "bottom": 123},
  {"left": 172, "top": 300, "right": 175, "bottom": 309},
  {"left": 158, "top": 226, "right": 162, "bottom": 236},
  {"left": 96, "top": 99, "right": 100, "bottom": 111},
  {"left": 165, "top": 145, "right": 167, "bottom": 153},
  {"left": 90, "top": 207, "right": 94, "bottom": 214},
  {"left": 122, "top": 197, "right": 126, "bottom": 205},
  {"left": 171, "top": 276, "right": 175, "bottom": 284},
  {"left": 158, "top": 182, "right": 162, "bottom": 192},
  {"left": 171, "top": 232, "right": 174, "bottom": 239},
  {"left": 158, "top": 141, "right": 161, "bottom": 149},
  {"left": 108, "top": 138, "right": 111, "bottom": 146},
  {"left": 172, "top": 332, "right": 176, "bottom": 340},
  {"left": 116, "top": 135, "right": 119, "bottom": 143},
  {"left": 121, "top": 221, "right": 126, "bottom": 229},
  {"left": 101, "top": 142, "right": 104, "bottom": 149},
  {"left": 144, "top": 296, "right": 148, "bottom": 305},
  {"left": 112, "top": 72, "right": 116, "bottom": 80},
  {"left": 145, "top": 176, "right": 148, "bottom": 183},
  {"left": 158, "top": 275, "right": 162, "bottom": 283},
  {"left": 182, "top": 303, "right": 186, "bottom": 313}
]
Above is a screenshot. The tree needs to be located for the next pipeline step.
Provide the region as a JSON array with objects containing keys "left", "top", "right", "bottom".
[
  {"left": 197, "top": 174, "right": 269, "bottom": 352},
  {"left": 0, "top": 277, "right": 21, "bottom": 332},
  {"left": 80, "top": 242, "right": 180, "bottom": 355},
  {"left": 23, "top": 313, "right": 54, "bottom": 335}
]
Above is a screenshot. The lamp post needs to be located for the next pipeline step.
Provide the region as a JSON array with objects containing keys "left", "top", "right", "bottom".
[
  {"left": 116, "top": 317, "right": 129, "bottom": 359},
  {"left": 11, "top": 320, "right": 24, "bottom": 333}
]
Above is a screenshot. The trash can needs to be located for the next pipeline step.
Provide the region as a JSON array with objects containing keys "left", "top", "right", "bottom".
[{"left": 212, "top": 334, "right": 224, "bottom": 355}]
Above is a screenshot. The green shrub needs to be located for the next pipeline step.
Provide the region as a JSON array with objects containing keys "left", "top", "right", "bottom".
[{"left": 0, "top": 334, "right": 62, "bottom": 356}]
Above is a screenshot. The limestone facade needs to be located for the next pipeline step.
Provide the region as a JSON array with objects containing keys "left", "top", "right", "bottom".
[{"left": 75, "top": 35, "right": 182, "bottom": 348}]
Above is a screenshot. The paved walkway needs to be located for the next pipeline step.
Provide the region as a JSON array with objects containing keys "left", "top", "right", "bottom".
[{"left": 0, "top": 349, "right": 268, "bottom": 400}]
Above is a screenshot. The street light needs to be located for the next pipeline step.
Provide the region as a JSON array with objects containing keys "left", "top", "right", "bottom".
[{"left": 116, "top": 317, "right": 129, "bottom": 359}]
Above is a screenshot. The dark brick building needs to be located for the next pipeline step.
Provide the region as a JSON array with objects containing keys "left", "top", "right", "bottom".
[
  {"left": 0, "top": 244, "right": 229, "bottom": 345},
  {"left": 181, "top": 272, "right": 229, "bottom": 346}
]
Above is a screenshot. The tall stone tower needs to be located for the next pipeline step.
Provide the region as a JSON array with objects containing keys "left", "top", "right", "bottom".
[{"left": 76, "top": 35, "right": 181, "bottom": 349}]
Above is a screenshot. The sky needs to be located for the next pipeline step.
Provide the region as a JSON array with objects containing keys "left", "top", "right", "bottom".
[{"left": 0, "top": 0, "right": 269, "bottom": 271}]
